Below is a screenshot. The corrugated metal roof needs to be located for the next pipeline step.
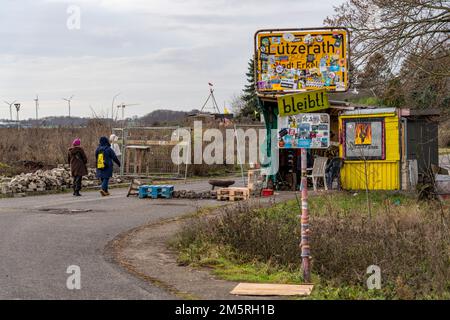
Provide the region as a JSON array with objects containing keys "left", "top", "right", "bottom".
[{"left": 341, "top": 107, "right": 396, "bottom": 115}]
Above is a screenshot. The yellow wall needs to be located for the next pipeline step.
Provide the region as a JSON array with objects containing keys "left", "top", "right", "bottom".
[{"left": 339, "top": 112, "right": 400, "bottom": 190}]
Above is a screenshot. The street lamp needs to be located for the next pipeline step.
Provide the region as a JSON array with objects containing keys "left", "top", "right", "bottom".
[
  {"left": 3, "top": 100, "right": 17, "bottom": 121},
  {"left": 112, "top": 93, "right": 121, "bottom": 121}
]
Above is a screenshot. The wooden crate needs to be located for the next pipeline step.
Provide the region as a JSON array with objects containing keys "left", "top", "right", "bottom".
[{"left": 217, "top": 187, "right": 250, "bottom": 201}]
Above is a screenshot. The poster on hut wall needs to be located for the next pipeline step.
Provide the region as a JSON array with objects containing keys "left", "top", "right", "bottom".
[
  {"left": 255, "top": 28, "right": 349, "bottom": 93},
  {"left": 344, "top": 119, "right": 385, "bottom": 160},
  {"left": 277, "top": 113, "right": 330, "bottom": 149},
  {"left": 354, "top": 123, "right": 372, "bottom": 145}
]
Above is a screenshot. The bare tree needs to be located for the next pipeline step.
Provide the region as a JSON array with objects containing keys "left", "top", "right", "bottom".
[{"left": 325, "top": 0, "right": 450, "bottom": 75}]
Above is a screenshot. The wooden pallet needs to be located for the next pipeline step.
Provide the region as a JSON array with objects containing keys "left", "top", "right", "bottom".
[
  {"left": 217, "top": 187, "right": 250, "bottom": 201},
  {"left": 126, "top": 179, "right": 142, "bottom": 197},
  {"left": 230, "top": 283, "right": 313, "bottom": 296}
]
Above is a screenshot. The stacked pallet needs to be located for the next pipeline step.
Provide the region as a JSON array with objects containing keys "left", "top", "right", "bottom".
[
  {"left": 217, "top": 187, "right": 250, "bottom": 201},
  {"left": 138, "top": 185, "right": 174, "bottom": 199}
]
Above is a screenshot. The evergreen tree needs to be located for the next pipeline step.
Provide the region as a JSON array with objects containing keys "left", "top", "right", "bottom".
[{"left": 238, "top": 58, "right": 260, "bottom": 120}]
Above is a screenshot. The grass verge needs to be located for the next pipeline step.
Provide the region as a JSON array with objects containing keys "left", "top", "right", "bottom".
[{"left": 171, "top": 191, "right": 450, "bottom": 300}]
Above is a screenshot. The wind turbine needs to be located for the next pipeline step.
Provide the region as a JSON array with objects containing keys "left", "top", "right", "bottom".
[
  {"left": 62, "top": 95, "right": 74, "bottom": 117},
  {"left": 14, "top": 103, "right": 21, "bottom": 129},
  {"left": 34, "top": 95, "right": 39, "bottom": 120},
  {"left": 116, "top": 103, "right": 139, "bottom": 121},
  {"left": 3, "top": 100, "right": 17, "bottom": 121}
]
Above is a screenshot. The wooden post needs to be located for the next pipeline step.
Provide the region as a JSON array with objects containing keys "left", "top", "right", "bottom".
[{"left": 300, "top": 148, "right": 311, "bottom": 282}]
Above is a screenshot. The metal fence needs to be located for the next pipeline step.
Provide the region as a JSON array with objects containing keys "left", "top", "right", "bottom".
[{"left": 113, "top": 123, "right": 266, "bottom": 179}]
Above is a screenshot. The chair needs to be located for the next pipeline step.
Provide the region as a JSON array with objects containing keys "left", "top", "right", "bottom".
[
  {"left": 307, "top": 157, "right": 328, "bottom": 191},
  {"left": 326, "top": 157, "right": 344, "bottom": 190}
]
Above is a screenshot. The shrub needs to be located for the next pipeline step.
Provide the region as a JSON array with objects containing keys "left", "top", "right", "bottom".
[{"left": 174, "top": 193, "right": 450, "bottom": 299}]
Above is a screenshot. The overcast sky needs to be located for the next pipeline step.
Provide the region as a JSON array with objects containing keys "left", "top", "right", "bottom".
[{"left": 0, "top": 0, "right": 345, "bottom": 119}]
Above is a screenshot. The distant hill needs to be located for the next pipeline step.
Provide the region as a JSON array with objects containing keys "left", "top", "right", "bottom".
[
  {"left": 138, "top": 109, "right": 197, "bottom": 126},
  {"left": 0, "top": 109, "right": 202, "bottom": 128}
]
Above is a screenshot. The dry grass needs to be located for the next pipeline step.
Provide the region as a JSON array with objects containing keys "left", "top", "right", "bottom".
[
  {"left": 0, "top": 122, "right": 111, "bottom": 174},
  {"left": 174, "top": 192, "right": 450, "bottom": 299}
]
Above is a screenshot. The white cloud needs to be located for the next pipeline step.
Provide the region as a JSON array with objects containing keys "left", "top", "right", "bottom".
[{"left": 0, "top": 0, "right": 346, "bottom": 119}]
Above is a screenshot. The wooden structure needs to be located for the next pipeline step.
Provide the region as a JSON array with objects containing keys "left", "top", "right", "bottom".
[
  {"left": 112, "top": 127, "right": 187, "bottom": 179},
  {"left": 230, "top": 282, "right": 313, "bottom": 296},
  {"left": 126, "top": 179, "right": 143, "bottom": 197},
  {"left": 339, "top": 108, "right": 400, "bottom": 190},
  {"left": 339, "top": 108, "right": 440, "bottom": 190},
  {"left": 217, "top": 187, "right": 250, "bottom": 201},
  {"left": 257, "top": 95, "right": 352, "bottom": 190},
  {"left": 125, "top": 146, "right": 150, "bottom": 176}
]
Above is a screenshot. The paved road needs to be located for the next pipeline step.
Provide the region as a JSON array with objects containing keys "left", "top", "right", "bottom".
[{"left": 0, "top": 181, "right": 223, "bottom": 299}]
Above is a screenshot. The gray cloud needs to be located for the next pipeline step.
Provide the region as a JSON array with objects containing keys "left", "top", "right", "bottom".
[{"left": 0, "top": 0, "right": 345, "bottom": 119}]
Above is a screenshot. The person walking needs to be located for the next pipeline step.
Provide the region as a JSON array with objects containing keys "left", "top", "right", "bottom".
[
  {"left": 109, "top": 134, "right": 122, "bottom": 174},
  {"left": 68, "top": 138, "right": 88, "bottom": 197},
  {"left": 95, "top": 136, "right": 121, "bottom": 196},
  {"left": 109, "top": 134, "right": 121, "bottom": 158}
]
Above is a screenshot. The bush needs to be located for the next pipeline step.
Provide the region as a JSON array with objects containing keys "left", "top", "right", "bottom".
[{"left": 173, "top": 193, "right": 450, "bottom": 299}]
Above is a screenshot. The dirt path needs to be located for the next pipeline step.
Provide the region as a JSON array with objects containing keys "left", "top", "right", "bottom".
[{"left": 110, "top": 194, "right": 299, "bottom": 300}]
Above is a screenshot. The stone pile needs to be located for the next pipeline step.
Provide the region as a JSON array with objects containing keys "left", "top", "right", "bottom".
[
  {"left": 0, "top": 165, "right": 123, "bottom": 195},
  {"left": 171, "top": 188, "right": 262, "bottom": 200},
  {"left": 172, "top": 190, "right": 217, "bottom": 199}
]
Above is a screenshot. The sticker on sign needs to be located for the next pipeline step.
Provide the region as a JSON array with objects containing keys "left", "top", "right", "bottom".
[
  {"left": 255, "top": 28, "right": 350, "bottom": 94},
  {"left": 278, "top": 113, "right": 330, "bottom": 149}
]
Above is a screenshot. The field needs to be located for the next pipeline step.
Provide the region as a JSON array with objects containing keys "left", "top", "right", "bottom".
[
  {"left": 172, "top": 192, "right": 450, "bottom": 299},
  {"left": 0, "top": 123, "right": 111, "bottom": 175}
]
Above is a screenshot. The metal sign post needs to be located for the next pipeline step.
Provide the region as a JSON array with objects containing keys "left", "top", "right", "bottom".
[{"left": 300, "top": 147, "right": 311, "bottom": 282}]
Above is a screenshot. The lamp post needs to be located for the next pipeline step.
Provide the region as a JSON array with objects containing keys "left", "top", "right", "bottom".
[
  {"left": 112, "top": 93, "right": 121, "bottom": 121},
  {"left": 3, "top": 100, "right": 17, "bottom": 121}
]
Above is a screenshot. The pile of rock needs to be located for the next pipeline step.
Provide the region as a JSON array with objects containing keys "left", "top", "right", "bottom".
[
  {"left": 172, "top": 190, "right": 218, "bottom": 199},
  {"left": 0, "top": 165, "right": 123, "bottom": 195},
  {"left": 171, "top": 187, "right": 262, "bottom": 200}
]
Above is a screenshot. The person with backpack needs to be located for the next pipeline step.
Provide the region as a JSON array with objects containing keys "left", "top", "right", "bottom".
[
  {"left": 95, "top": 136, "right": 121, "bottom": 196},
  {"left": 68, "top": 138, "right": 88, "bottom": 197}
]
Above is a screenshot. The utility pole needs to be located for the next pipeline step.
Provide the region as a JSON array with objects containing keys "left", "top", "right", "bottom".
[
  {"left": 14, "top": 103, "right": 21, "bottom": 129},
  {"left": 3, "top": 100, "right": 17, "bottom": 121},
  {"left": 116, "top": 103, "right": 139, "bottom": 122},
  {"left": 62, "top": 95, "right": 74, "bottom": 118}
]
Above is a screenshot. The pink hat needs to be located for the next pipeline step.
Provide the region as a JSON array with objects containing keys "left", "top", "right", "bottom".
[{"left": 72, "top": 138, "right": 81, "bottom": 146}]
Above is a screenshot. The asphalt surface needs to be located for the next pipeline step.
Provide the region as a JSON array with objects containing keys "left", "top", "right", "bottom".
[{"left": 0, "top": 180, "right": 224, "bottom": 300}]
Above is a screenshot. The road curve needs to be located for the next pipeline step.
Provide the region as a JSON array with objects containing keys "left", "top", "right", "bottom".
[{"left": 0, "top": 181, "right": 217, "bottom": 299}]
